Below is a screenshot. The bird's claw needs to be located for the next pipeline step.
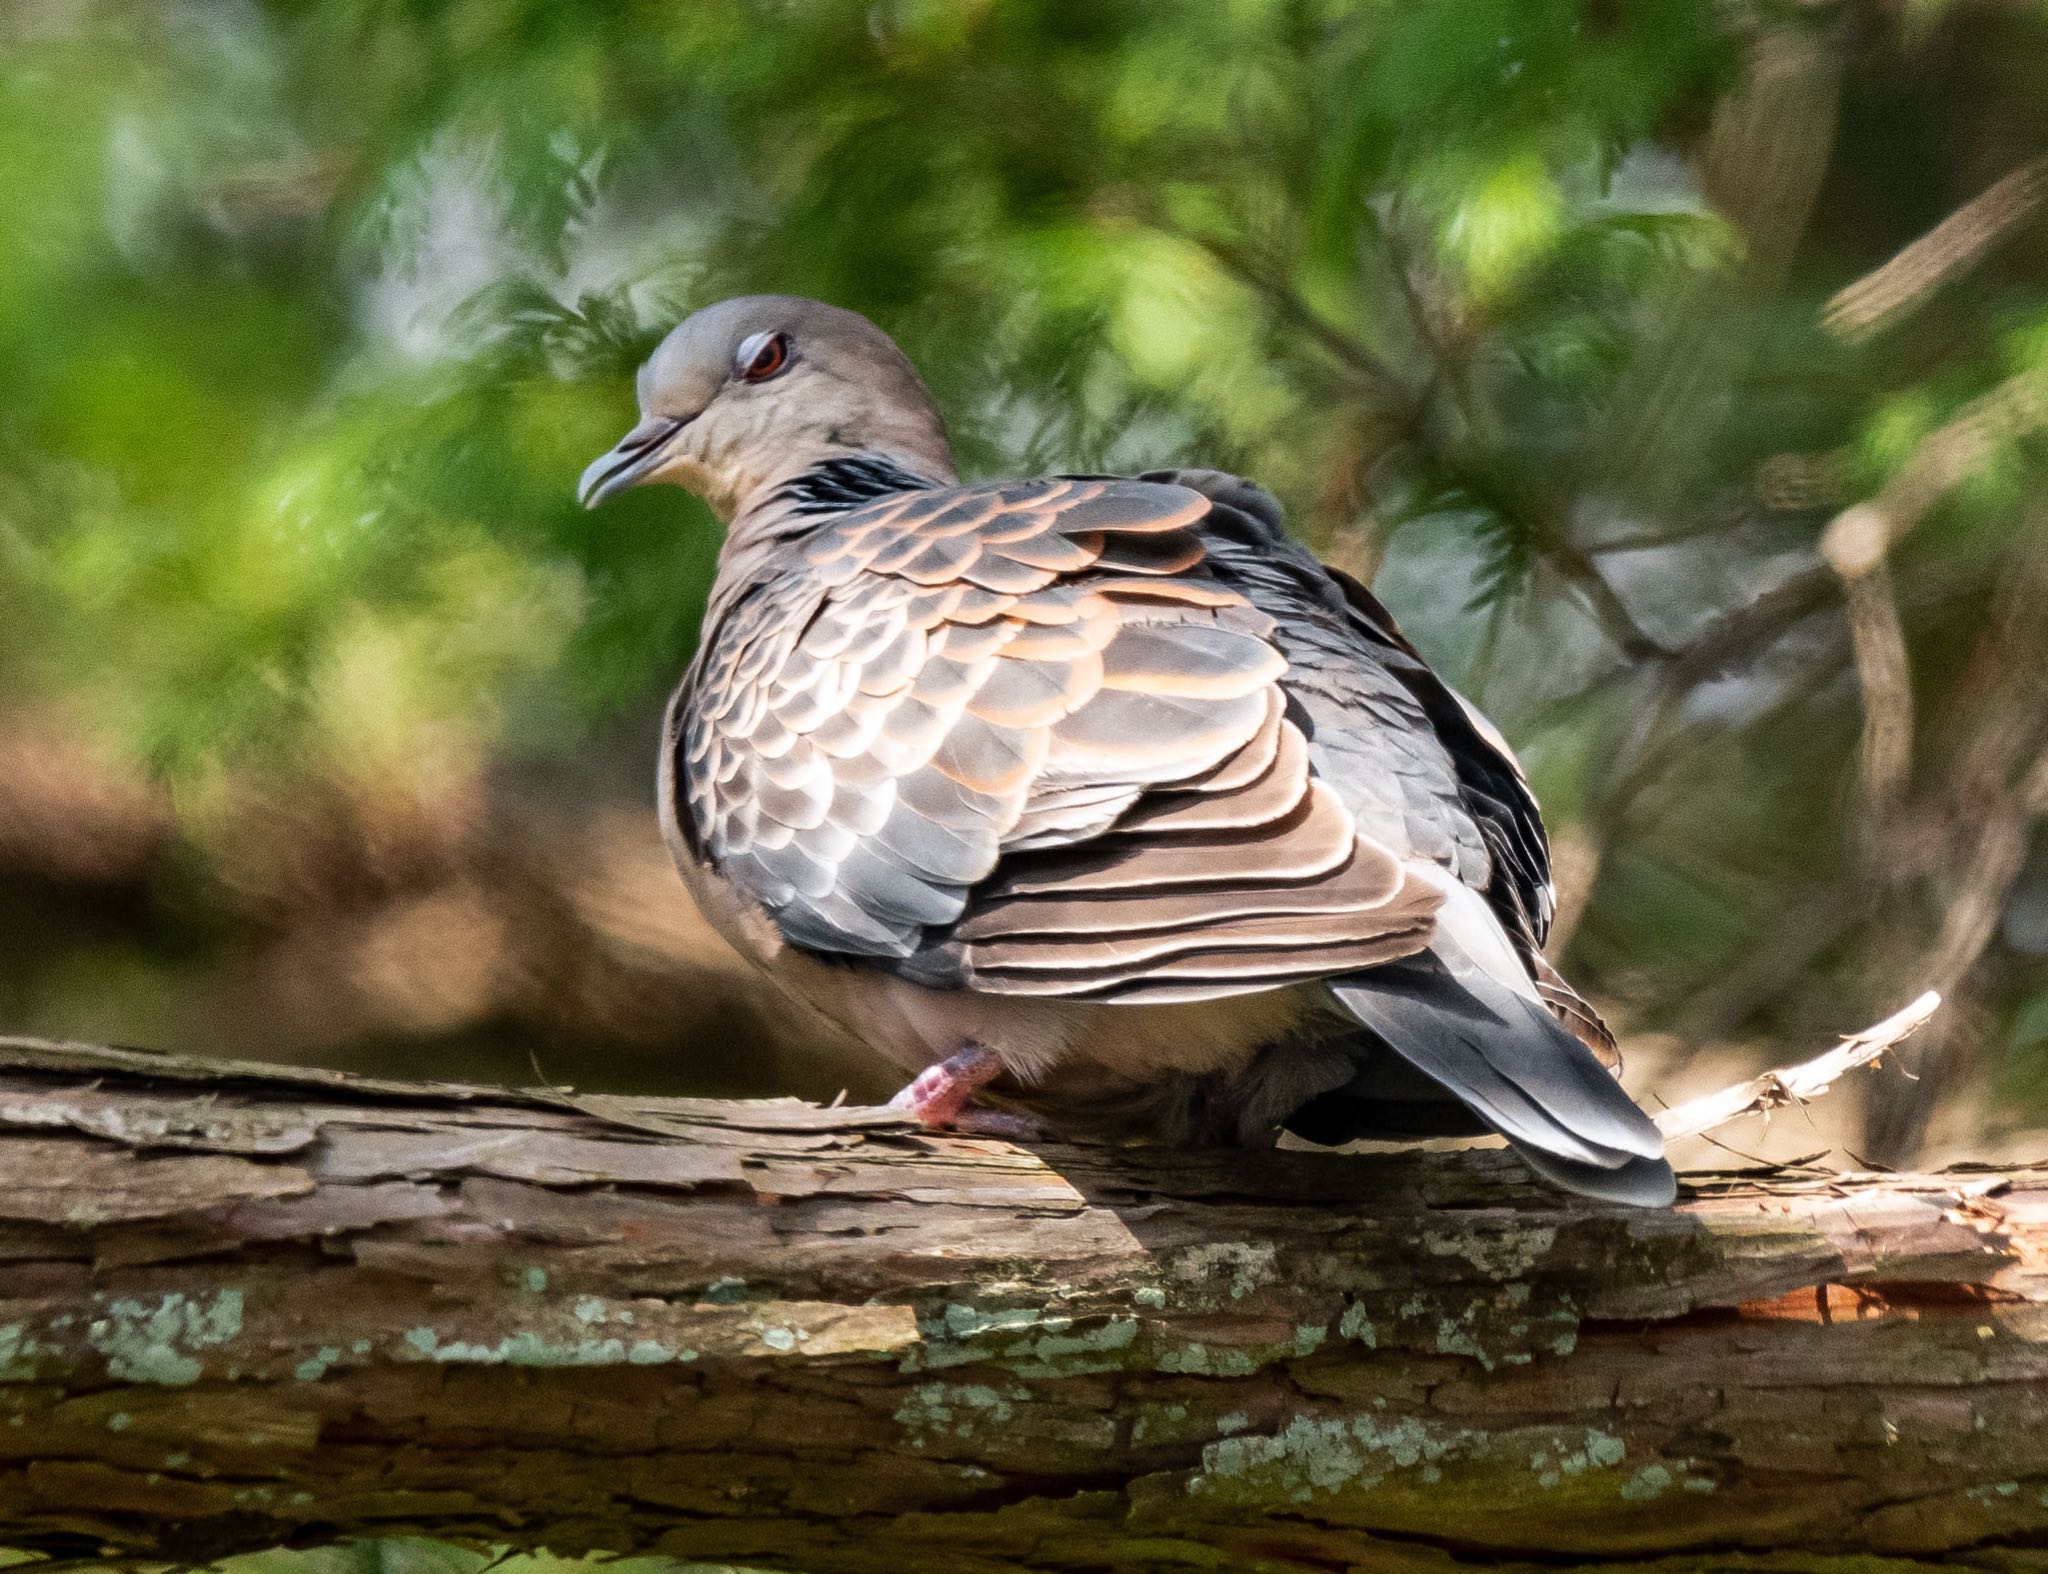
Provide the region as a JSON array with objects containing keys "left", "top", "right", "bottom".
[
  {"left": 888, "top": 1044, "right": 1035, "bottom": 1136},
  {"left": 941, "top": 1107, "right": 1047, "bottom": 1141}
]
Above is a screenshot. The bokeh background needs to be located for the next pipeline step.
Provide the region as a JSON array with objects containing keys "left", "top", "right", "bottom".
[{"left": 4, "top": 0, "right": 2048, "bottom": 1170}]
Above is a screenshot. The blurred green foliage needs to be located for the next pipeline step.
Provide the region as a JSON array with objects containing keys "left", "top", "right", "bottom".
[
  {"left": 2, "top": 0, "right": 2046, "bottom": 1151},
  {"left": 0, "top": 0, "right": 1739, "bottom": 782}
]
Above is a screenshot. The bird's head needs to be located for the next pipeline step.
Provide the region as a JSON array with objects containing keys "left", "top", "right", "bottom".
[{"left": 578, "top": 294, "right": 955, "bottom": 521}]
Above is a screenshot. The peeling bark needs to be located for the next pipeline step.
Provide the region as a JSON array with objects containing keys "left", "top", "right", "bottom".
[{"left": 0, "top": 1036, "right": 2043, "bottom": 1572}]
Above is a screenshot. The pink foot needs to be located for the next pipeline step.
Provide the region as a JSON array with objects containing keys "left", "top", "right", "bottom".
[
  {"left": 888, "top": 1045, "right": 1006, "bottom": 1129},
  {"left": 944, "top": 1107, "right": 1048, "bottom": 1141}
]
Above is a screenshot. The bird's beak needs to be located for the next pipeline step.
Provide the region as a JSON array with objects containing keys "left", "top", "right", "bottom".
[{"left": 578, "top": 415, "right": 689, "bottom": 509}]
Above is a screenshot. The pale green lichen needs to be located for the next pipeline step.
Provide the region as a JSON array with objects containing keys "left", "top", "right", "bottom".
[
  {"left": 293, "top": 1346, "right": 341, "bottom": 1382},
  {"left": 1529, "top": 1429, "right": 1629, "bottom": 1489},
  {"left": 1435, "top": 1314, "right": 1493, "bottom": 1368},
  {"left": 1193, "top": 1411, "right": 1480, "bottom": 1501},
  {"left": 1337, "top": 1302, "right": 1378, "bottom": 1347},
  {"left": 1132, "top": 1401, "right": 1189, "bottom": 1444},
  {"left": 87, "top": 1290, "right": 243, "bottom": 1385},
  {"left": 1423, "top": 1223, "right": 1558, "bottom": 1278},
  {"left": 1173, "top": 1241, "right": 1278, "bottom": 1302},
  {"left": 573, "top": 1296, "right": 608, "bottom": 1325},
  {"left": 1021, "top": 1315, "right": 1137, "bottom": 1369},
  {"left": 919, "top": 1307, "right": 1141, "bottom": 1374},
  {"left": 0, "top": 1324, "right": 44, "bottom": 1380},
  {"left": 1422, "top": 1285, "right": 1576, "bottom": 1370},
  {"left": 1157, "top": 1341, "right": 1259, "bottom": 1377},
  {"left": 894, "top": 1380, "right": 1024, "bottom": 1447},
  {"left": 1620, "top": 1463, "right": 1673, "bottom": 1501},
  {"left": 1133, "top": 1286, "right": 1166, "bottom": 1309},
  {"left": 1535, "top": 1431, "right": 1622, "bottom": 1482},
  {"left": 521, "top": 1267, "right": 548, "bottom": 1293},
  {"left": 912, "top": 1303, "right": 1054, "bottom": 1368},
  {"left": 400, "top": 1326, "right": 691, "bottom": 1367},
  {"left": 1385, "top": 1279, "right": 1580, "bottom": 1370},
  {"left": 106, "top": 1411, "right": 131, "bottom": 1431},
  {"left": 401, "top": 1326, "right": 589, "bottom": 1359},
  {"left": 922, "top": 1300, "right": 1334, "bottom": 1379},
  {"left": 941, "top": 1304, "right": 1046, "bottom": 1339},
  {"left": 702, "top": 1276, "right": 748, "bottom": 1304}
]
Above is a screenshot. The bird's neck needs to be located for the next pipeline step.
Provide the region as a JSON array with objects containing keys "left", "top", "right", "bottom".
[
  {"left": 778, "top": 452, "right": 953, "bottom": 512},
  {"left": 721, "top": 450, "right": 953, "bottom": 567},
  {"left": 708, "top": 397, "right": 957, "bottom": 522}
]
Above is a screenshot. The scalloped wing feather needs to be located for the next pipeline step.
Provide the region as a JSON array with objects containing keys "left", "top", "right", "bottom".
[{"left": 676, "top": 477, "right": 1443, "bottom": 996}]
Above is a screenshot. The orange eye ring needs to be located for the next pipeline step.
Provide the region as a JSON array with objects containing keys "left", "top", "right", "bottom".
[{"left": 735, "top": 330, "right": 790, "bottom": 383}]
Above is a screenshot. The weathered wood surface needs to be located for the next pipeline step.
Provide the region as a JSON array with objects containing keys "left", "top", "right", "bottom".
[{"left": 0, "top": 1036, "right": 2045, "bottom": 1572}]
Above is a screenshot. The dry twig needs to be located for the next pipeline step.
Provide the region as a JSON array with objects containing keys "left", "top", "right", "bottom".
[{"left": 1655, "top": 989, "right": 1942, "bottom": 1142}]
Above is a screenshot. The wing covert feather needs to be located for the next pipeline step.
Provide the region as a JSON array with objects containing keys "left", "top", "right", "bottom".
[{"left": 677, "top": 476, "right": 1446, "bottom": 995}]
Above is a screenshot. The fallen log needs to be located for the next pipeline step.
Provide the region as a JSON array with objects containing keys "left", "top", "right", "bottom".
[{"left": 0, "top": 1024, "right": 2042, "bottom": 1573}]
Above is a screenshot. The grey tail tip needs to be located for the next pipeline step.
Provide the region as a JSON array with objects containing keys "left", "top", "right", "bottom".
[
  {"left": 1327, "top": 963, "right": 1677, "bottom": 1208},
  {"left": 1513, "top": 1145, "right": 1678, "bottom": 1208}
]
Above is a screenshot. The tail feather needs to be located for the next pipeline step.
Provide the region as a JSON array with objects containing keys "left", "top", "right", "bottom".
[
  {"left": 1512, "top": 1146, "right": 1679, "bottom": 1208},
  {"left": 1530, "top": 951, "right": 1620, "bottom": 1070},
  {"left": 1324, "top": 943, "right": 1675, "bottom": 1208}
]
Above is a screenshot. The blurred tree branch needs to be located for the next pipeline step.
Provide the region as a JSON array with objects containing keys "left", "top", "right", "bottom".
[
  {"left": 1825, "top": 156, "right": 2048, "bottom": 342},
  {"left": 1858, "top": 501, "right": 2048, "bottom": 1160},
  {"left": 1179, "top": 228, "right": 1415, "bottom": 408}
]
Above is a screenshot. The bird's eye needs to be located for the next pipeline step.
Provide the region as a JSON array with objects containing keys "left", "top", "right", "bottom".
[{"left": 734, "top": 331, "right": 790, "bottom": 383}]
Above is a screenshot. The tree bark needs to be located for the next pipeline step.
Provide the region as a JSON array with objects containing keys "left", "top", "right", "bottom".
[{"left": 0, "top": 1036, "right": 2043, "bottom": 1573}]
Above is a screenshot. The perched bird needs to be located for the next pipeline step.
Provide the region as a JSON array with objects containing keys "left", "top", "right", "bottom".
[{"left": 581, "top": 295, "right": 1675, "bottom": 1206}]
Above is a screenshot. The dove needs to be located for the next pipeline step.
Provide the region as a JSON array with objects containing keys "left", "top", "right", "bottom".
[{"left": 580, "top": 295, "right": 1675, "bottom": 1206}]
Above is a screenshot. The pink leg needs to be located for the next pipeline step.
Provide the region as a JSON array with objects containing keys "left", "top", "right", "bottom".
[
  {"left": 889, "top": 1044, "right": 1004, "bottom": 1126},
  {"left": 888, "top": 1045, "right": 1041, "bottom": 1138}
]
